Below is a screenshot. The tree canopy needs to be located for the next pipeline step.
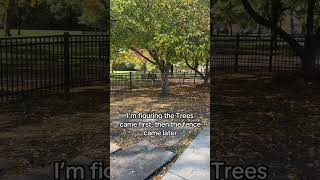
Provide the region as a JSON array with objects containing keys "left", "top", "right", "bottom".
[{"left": 111, "top": 0, "right": 210, "bottom": 95}]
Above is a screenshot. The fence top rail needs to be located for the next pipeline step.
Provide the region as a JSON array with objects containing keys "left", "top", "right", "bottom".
[
  {"left": 0, "top": 34, "right": 64, "bottom": 40},
  {"left": 71, "top": 34, "right": 109, "bottom": 37},
  {"left": 213, "top": 34, "right": 305, "bottom": 40},
  {"left": 0, "top": 34, "right": 109, "bottom": 41}
]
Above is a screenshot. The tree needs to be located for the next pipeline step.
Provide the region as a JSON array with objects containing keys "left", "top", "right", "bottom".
[
  {"left": 78, "top": 0, "right": 109, "bottom": 31},
  {"left": 0, "top": 0, "right": 16, "bottom": 37},
  {"left": 112, "top": 0, "right": 209, "bottom": 95},
  {"left": 175, "top": 0, "right": 210, "bottom": 84},
  {"left": 213, "top": 0, "right": 264, "bottom": 34},
  {"left": 0, "top": 0, "right": 45, "bottom": 37},
  {"left": 46, "top": 0, "right": 82, "bottom": 26},
  {"left": 241, "top": 0, "right": 319, "bottom": 80}
]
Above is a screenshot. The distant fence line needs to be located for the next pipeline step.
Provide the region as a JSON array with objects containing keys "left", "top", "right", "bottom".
[
  {"left": 212, "top": 34, "right": 320, "bottom": 74},
  {"left": 111, "top": 72, "right": 205, "bottom": 91},
  {"left": 0, "top": 33, "right": 109, "bottom": 103}
]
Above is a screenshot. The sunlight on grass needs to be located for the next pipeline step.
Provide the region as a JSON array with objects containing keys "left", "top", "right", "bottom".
[{"left": 0, "top": 29, "right": 82, "bottom": 38}]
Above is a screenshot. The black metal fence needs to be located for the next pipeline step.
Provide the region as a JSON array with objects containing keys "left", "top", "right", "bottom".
[
  {"left": 0, "top": 33, "right": 108, "bottom": 103},
  {"left": 212, "top": 34, "right": 320, "bottom": 74},
  {"left": 111, "top": 72, "right": 205, "bottom": 91}
]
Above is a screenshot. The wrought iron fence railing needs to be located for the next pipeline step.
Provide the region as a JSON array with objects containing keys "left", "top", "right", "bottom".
[
  {"left": 110, "top": 72, "right": 205, "bottom": 91},
  {"left": 0, "top": 33, "right": 109, "bottom": 103},
  {"left": 212, "top": 34, "right": 320, "bottom": 74}
]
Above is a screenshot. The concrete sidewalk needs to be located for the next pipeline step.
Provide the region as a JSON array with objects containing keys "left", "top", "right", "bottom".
[
  {"left": 163, "top": 128, "right": 210, "bottom": 180},
  {"left": 110, "top": 142, "right": 121, "bottom": 154},
  {"left": 110, "top": 141, "right": 175, "bottom": 180}
]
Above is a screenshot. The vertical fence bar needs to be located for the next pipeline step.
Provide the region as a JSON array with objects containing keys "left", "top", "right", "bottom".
[
  {"left": 39, "top": 37, "right": 43, "bottom": 95},
  {"left": 35, "top": 37, "right": 38, "bottom": 91},
  {"left": 234, "top": 34, "right": 240, "bottom": 72},
  {"left": 105, "top": 35, "right": 109, "bottom": 86},
  {"left": 15, "top": 39, "right": 18, "bottom": 95},
  {"left": 183, "top": 72, "right": 185, "bottom": 84},
  {"left": 20, "top": 39, "right": 24, "bottom": 94},
  {"left": 64, "top": 32, "right": 70, "bottom": 95},
  {"left": 129, "top": 71, "right": 132, "bottom": 89},
  {"left": 49, "top": 37, "right": 52, "bottom": 92},
  {"left": 30, "top": 37, "right": 33, "bottom": 96},
  {"left": 5, "top": 39, "right": 8, "bottom": 101},
  {"left": 70, "top": 35, "right": 73, "bottom": 87},
  {"left": 98, "top": 40, "right": 102, "bottom": 84},
  {"left": 269, "top": 35, "right": 274, "bottom": 72},
  {"left": 193, "top": 71, "right": 196, "bottom": 84},
  {"left": 44, "top": 37, "right": 47, "bottom": 95},
  {"left": 60, "top": 36, "right": 63, "bottom": 91},
  {"left": 0, "top": 40, "right": 3, "bottom": 102},
  {"left": 10, "top": 38, "right": 13, "bottom": 99}
]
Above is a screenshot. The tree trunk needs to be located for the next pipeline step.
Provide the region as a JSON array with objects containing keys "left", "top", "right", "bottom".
[
  {"left": 290, "top": 8, "right": 295, "bottom": 35},
  {"left": 161, "top": 63, "right": 170, "bottom": 96},
  {"left": 229, "top": 22, "right": 233, "bottom": 35},
  {"left": 228, "top": 0, "right": 233, "bottom": 35},
  {"left": 18, "top": 20, "right": 22, "bottom": 35},
  {"left": 185, "top": 57, "right": 209, "bottom": 85},
  {"left": 258, "top": 24, "right": 262, "bottom": 36},
  {"left": 304, "top": 0, "right": 316, "bottom": 80},
  {"left": 16, "top": 7, "right": 22, "bottom": 36},
  {"left": 203, "top": 58, "right": 210, "bottom": 85},
  {"left": 3, "top": 11, "right": 10, "bottom": 37},
  {"left": 303, "top": 50, "right": 316, "bottom": 80},
  {"left": 203, "top": 75, "right": 209, "bottom": 85},
  {"left": 4, "top": 0, "right": 16, "bottom": 37}
]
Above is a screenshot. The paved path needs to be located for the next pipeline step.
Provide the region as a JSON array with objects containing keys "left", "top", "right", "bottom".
[
  {"left": 110, "top": 141, "right": 175, "bottom": 180},
  {"left": 110, "top": 142, "right": 121, "bottom": 154},
  {"left": 163, "top": 128, "right": 210, "bottom": 180}
]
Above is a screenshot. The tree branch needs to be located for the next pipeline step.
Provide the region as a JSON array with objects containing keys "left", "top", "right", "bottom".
[
  {"left": 147, "top": 49, "right": 164, "bottom": 72},
  {"left": 241, "top": 0, "right": 303, "bottom": 56},
  {"left": 130, "top": 47, "right": 156, "bottom": 65},
  {"left": 184, "top": 55, "right": 205, "bottom": 79}
]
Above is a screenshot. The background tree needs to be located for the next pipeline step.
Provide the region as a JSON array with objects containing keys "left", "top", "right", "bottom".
[
  {"left": 112, "top": 0, "right": 210, "bottom": 95},
  {"left": 46, "top": 0, "right": 82, "bottom": 27},
  {"left": 0, "top": 0, "right": 46, "bottom": 37},
  {"left": 0, "top": 0, "right": 16, "bottom": 37},
  {"left": 241, "top": 0, "right": 319, "bottom": 80},
  {"left": 78, "top": 0, "right": 108, "bottom": 31},
  {"left": 175, "top": 0, "right": 210, "bottom": 84}
]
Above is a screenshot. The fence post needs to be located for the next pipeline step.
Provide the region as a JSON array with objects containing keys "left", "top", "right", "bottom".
[
  {"left": 193, "top": 72, "right": 196, "bottom": 84},
  {"left": 64, "top": 32, "right": 70, "bottom": 96},
  {"left": 183, "top": 72, "right": 185, "bottom": 84},
  {"left": 269, "top": 35, "right": 275, "bottom": 72},
  {"left": 129, "top": 72, "right": 132, "bottom": 89},
  {"left": 234, "top": 34, "right": 240, "bottom": 72}
]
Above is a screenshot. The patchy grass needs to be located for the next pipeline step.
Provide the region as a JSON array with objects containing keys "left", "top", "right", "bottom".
[
  {"left": 213, "top": 73, "right": 320, "bottom": 179},
  {"left": 0, "top": 29, "right": 82, "bottom": 38}
]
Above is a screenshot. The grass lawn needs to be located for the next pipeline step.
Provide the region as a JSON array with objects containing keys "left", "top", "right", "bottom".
[
  {"left": 111, "top": 71, "right": 138, "bottom": 74},
  {"left": 0, "top": 29, "right": 82, "bottom": 38}
]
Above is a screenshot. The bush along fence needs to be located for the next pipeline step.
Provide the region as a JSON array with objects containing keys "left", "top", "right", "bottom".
[
  {"left": 212, "top": 34, "right": 320, "bottom": 74},
  {"left": 111, "top": 71, "right": 204, "bottom": 91},
  {"left": 0, "top": 33, "right": 109, "bottom": 103}
]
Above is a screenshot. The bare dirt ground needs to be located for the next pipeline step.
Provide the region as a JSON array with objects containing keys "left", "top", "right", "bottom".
[
  {"left": 110, "top": 85, "right": 209, "bottom": 179},
  {"left": 0, "top": 86, "right": 108, "bottom": 179},
  {"left": 110, "top": 85, "right": 209, "bottom": 148},
  {"left": 213, "top": 73, "right": 320, "bottom": 179}
]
